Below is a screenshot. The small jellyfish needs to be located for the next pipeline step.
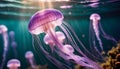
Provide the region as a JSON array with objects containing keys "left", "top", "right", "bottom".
[
  {"left": 7, "top": 59, "right": 21, "bottom": 69},
  {"left": 57, "top": 44, "right": 95, "bottom": 68},
  {"left": 0, "top": 25, "right": 9, "bottom": 69},
  {"left": 43, "top": 31, "right": 94, "bottom": 68},
  {"left": 90, "top": 13, "right": 103, "bottom": 51},
  {"left": 9, "top": 31, "right": 18, "bottom": 58},
  {"left": 43, "top": 31, "right": 66, "bottom": 51},
  {"left": 0, "top": 25, "right": 8, "bottom": 51},
  {"left": 43, "top": 31, "right": 95, "bottom": 68},
  {"left": 9, "top": 31, "right": 15, "bottom": 41},
  {"left": 89, "top": 13, "right": 117, "bottom": 61},
  {"left": 25, "top": 51, "right": 36, "bottom": 69},
  {"left": 28, "top": 9, "right": 102, "bottom": 69}
]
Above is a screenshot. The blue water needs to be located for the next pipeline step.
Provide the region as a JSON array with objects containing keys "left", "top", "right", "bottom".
[{"left": 0, "top": 0, "right": 120, "bottom": 69}]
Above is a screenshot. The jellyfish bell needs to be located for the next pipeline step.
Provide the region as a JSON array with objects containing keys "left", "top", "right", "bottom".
[
  {"left": 28, "top": 9, "right": 64, "bottom": 35},
  {"left": 44, "top": 31, "right": 65, "bottom": 46},
  {"left": 0, "top": 25, "right": 8, "bottom": 34},
  {"left": 25, "top": 51, "right": 34, "bottom": 59},
  {"left": 7, "top": 59, "right": 21, "bottom": 69},
  {"left": 9, "top": 31, "right": 15, "bottom": 37},
  {"left": 62, "top": 44, "right": 74, "bottom": 55},
  {"left": 28, "top": 9, "right": 103, "bottom": 69},
  {"left": 90, "top": 13, "right": 101, "bottom": 22}
]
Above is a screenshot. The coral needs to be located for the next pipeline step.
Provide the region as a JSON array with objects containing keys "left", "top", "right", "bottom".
[
  {"left": 101, "top": 43, "right": 120, "bottom": 69},
  {"left": 74, "top": 64, "right": 86, "bottom": 69},
  {"left": 27, "top": 64, "right": 48, "bottom": 69}
]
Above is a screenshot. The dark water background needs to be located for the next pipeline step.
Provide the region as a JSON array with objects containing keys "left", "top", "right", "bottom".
[{"left": 0, "top": 0, "right": 120, "bottom": 69}]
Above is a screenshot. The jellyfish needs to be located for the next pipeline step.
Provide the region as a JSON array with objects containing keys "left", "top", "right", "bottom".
[
  {"left": 25, "top": 51, "right": 36, "bottom": 69},
  {"left": 9, "top": 31, "right": 18, "bottom": 58},
  {"left": 43, "top": 31, "right": 66, "bottom": 52},
  {"left": 57, "top": 44, "right": 94, "bottom": 68},
  {"left": 0, "top": 25, "right": 9, "bottom": 69},
  {"left": 44, "top": 31, "right": 99, "bottom": 69},
  {"left": 28, "top": 9, "right": 102, "bottom": 69},
  {"left": 89, "top": 13, "right": 117, "bottom": 61},
  {"left": 7, "top": 59, "right": 21, "bottom": 69}
]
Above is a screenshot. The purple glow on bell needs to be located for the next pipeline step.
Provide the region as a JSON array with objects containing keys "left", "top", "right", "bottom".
[
  {"left": 28, "top": 9, "right": 64, "bottom": 35},
  {"left": 7, "top": 59, "right": 21, "bottom": 69}
]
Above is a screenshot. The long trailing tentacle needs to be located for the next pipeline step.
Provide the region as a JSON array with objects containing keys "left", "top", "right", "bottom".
[
  {"left": 32, "top": 35, "right": 72, "bottom": 69},
  {"left": 99, "top": 22, "right": 117, "bottom": 44},
  {"left": 0, "top": 32, "right": 9, "bottom": 69},
  {"left": 89, "top": 22, "right": 105, "bottom": 61}
]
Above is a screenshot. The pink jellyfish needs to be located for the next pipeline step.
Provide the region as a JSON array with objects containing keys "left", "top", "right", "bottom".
[
  {"left": 9, "top": 31, "right": 18, "bottom": 58},
  {"left": 25, "top": 51, "right": 36, "bottom": 69},
  {"left": 89, "top": 13, "right": 117, "bottom": 61},
  {"left": 61, "top": 45, "right": 93, "bottom": 68},
  {"left": 44, "top": 31, "right": 100, "bottom": 69},
  {"left": 28, "top": 9, "right": 72, "bottom": 69},
  {"left": 28, "top": 9, "right": 102, "bottom": 69},
  {"left": 7, "top": 59, "right": 21, "bottom": 69},
  {"left": 0, "top": 25, "right": 9, "bottom": 69}
]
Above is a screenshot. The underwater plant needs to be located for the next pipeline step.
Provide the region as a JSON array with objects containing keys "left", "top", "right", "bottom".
[{"left": 101, "top": 42, "right": 120, "bottom": 69}]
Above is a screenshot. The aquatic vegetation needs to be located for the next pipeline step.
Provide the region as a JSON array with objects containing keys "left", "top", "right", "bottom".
[
  {"left": 0, "top": 25, "right": 9, "bottom": 69},
  {"left": 101, "top": 43, "right": 120, "bottom": 69},
  {"left": 27, "top": 64, "right": 48, "bottom": 69},
  {"left": 74, "top": 64, "right": 86, "bottom": 69}
]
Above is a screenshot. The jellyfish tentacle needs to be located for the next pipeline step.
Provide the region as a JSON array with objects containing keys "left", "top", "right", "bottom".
[
  {"left": 92, "top": 19, "right": 103, "bottom": 51},
  {"left": 9, "top": 31, "right": 18, "bottom": 58},
  {"left": 3, "top": 32, "right": 9, "bottom": 51},
  {"left": 71, "top": 55, "right": 94, "bottom": 68},
  {"left": 25, "top": 51, "right": 36, "bottom": 69},
  {"left": 48, "top": 28, "right": 64, "bottom": 48},
  {"left": 44, "top": 29, "right": 93, "bottom": 69},
  {"left": 34, "top": 35, "right": 71, "bottom": 69},
  {"left": 62, "top": 22, "right": 99, "bottom": 58},
  {"left": 28, "top": 9, "right": 103, "bottom": 69},
  {"left": 90, "top": 21, "right": 105, "bottom": 60},
  {"left": 90, "top": 13, "right": 104, "bottom": 52},
  {"left": 99, "top": 22, "right": 117, "bottom": 44},
  {"left": 58, "top": 44, "right": 95, "bottom": 68},
  {"left": 60, "top": 24, "right": 86, "bottom": 57},
  {"left": 62, "top": 21, "right": 102, "bottom": 69},
  {"left": 89, "top": 23, "right": 104, "bottom": 61},
  {"left": 11, "top": 41, "right": 17, "bottom": 58},
  {"left": 0, "top": 25, "right": 9, "bottom": 69}
]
